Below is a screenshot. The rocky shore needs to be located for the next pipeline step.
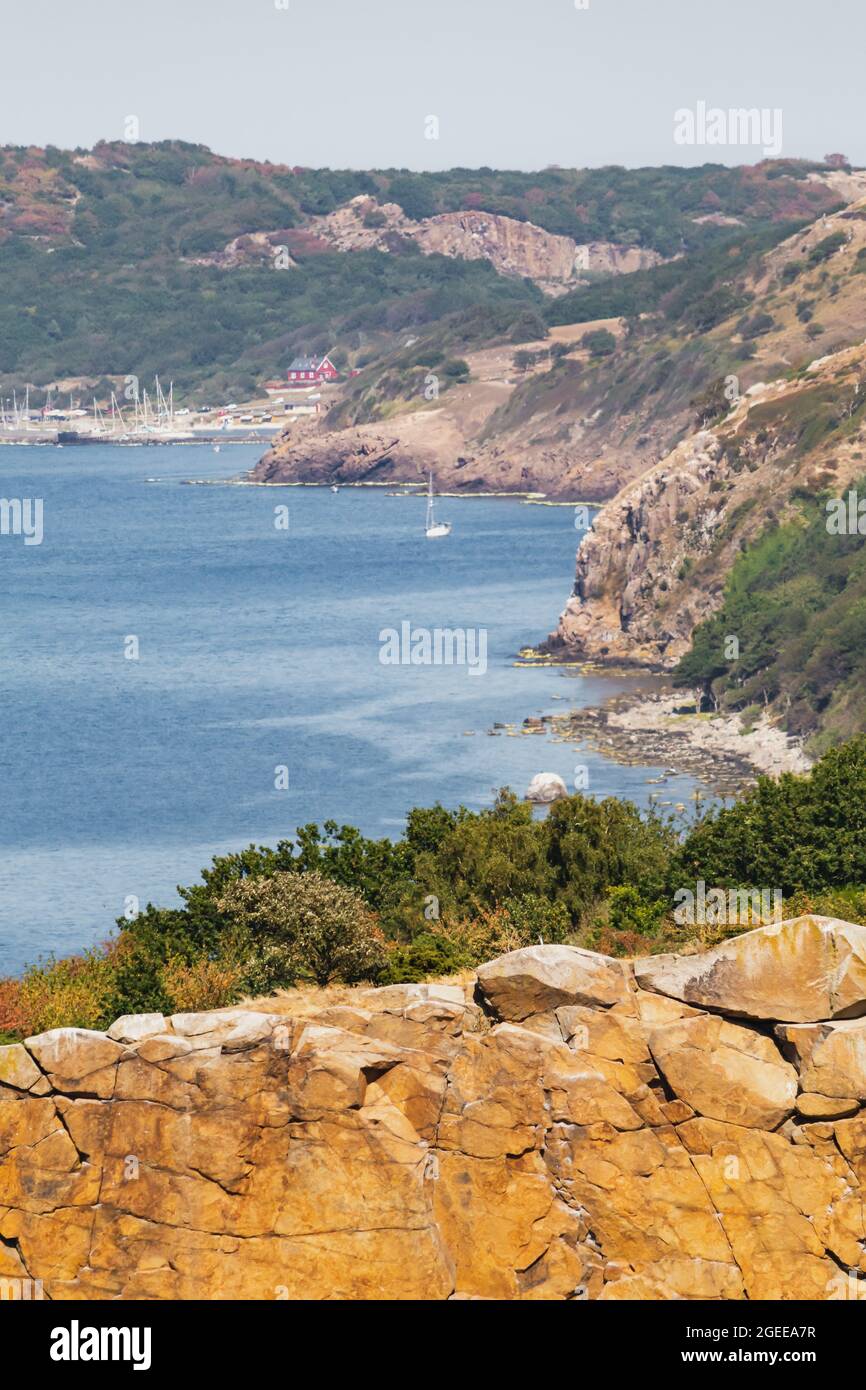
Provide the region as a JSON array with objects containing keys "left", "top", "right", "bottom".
[{"left": 505, "top": 676, "right": 810, "bottom": 799}]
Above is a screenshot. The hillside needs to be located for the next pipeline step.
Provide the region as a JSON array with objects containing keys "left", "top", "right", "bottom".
[
  {"left": 254, "top": 184, "right": 866, "bottom": 501},
  {"left": 0, "top": 140, "right": 858, "bottom": 409},
  {"left": 544, "top": 233, "right": 866, "bottom": 747}
]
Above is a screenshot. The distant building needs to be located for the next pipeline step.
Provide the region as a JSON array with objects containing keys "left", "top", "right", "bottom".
[{"left": 285, "top": 353, "right": 340, "bottom": 388}]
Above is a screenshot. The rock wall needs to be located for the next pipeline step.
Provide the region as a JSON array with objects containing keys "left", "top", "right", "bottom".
[{"left": 2, "top": 915, "right": 866, "bottom": 1300}]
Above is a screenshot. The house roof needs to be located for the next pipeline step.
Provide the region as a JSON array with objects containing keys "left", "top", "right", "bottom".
[{"left": 288, "top": 355, "right": 318, "bottom": 371}]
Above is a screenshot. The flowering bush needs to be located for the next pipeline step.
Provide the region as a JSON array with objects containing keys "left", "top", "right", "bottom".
[{"left": 218, "top": 871, "right": 387, "bottom": 988}]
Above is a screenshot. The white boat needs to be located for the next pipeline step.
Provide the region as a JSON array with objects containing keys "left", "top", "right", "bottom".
[
  {"left": 213, "top": 445, "right": 221, "bottom": 453},
  {"left": 331, "top": 484, "right": 339, "bottom": 493},
  {"left": 424, "top": 472, "right": 451, "bottom": 538}
]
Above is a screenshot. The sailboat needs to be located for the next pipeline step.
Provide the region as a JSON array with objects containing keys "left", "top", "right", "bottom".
[{"left": 425, "top": 472, "right": 451, "bottom": 538}]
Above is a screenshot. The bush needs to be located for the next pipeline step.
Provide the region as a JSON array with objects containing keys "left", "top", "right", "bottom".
[
  {"left": 0, "top": 978, "right": 30, "bottom": 1041},
  {"left": 581, "top": 328, "right": 616, "bottom": 358},
  {"left": 808, "top": 231, "right": 846, "bottom": 265},
  {"left": 736, "top": 311, "right": 775, "bottom": 339},
  {"left": 105, "top": 901, "right": 230, "bottom": 1018},
  {"left": 674, "top": 736, "right": 866, "bottom": 895},
  {"left": 605, "top": 885, "right": 668, "bottom": 935},
  {"left": 509, "top": 310, "right": 548, "bottom": 343},
  {"left": 158, "top": 955, "right": 244, "bottom": 1012},
  {"left": 380, "top": 894, "right": 573, "bottom": 984},
  {"left": 437, "top": 906, "right": 541, "bottom": 963},
  {"left": 218, "top": 871, "right": 387, "bottom": 988},
  {"left": 498, "top": 893, "right": 570, "bottom": 942},
  {"left": 378, "top": 932, "right": 468, "bottom": 984},
  {"left": 0, "top": 943, "right": 121, "bottom": 1038},
  {"left": 780, "top": 260, "right": 805, "bottom": 284},
  {"left": 544, "top": 794, "right": 675, "bottom": 915}
]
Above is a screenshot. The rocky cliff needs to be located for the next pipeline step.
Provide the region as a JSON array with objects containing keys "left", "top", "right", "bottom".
[
  {"left": 546, "top": 339, "right": 866, "bottom": 666},
  {"left": 194, "top": 195, "right": 665, "bottom": 295},
  {"left": 3, "top": 914, "right": 866, "bottom": 1301}
]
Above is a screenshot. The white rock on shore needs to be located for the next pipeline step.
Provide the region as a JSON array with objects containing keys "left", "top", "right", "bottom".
[{"left": 525, "top": 772, "right": 568, "bottom": 802}]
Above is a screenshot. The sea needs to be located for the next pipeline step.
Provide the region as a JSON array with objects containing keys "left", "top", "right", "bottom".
[{"left": 0, "top": 442, "right": 699, "bottom": 974}]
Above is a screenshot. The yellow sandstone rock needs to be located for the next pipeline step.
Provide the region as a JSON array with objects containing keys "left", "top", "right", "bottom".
[
  {"left": 635, "top": 915, "right": 866, "bottom": 1022},
  {"left": 1, "top": 933, "right": 865, "bottom": 1299}
]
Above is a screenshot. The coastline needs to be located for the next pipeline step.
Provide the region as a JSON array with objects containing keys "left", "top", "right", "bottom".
[
  {"left": 190, "top": 475, "right": 598, "bottom": 507},
  {"left": 520, "top": 676, "right": 811, "bottom": 799}
]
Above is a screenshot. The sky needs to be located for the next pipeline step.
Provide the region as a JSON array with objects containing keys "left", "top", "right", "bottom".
[{"left": 0, "top": 0, "right": 862, "bottom": 170}]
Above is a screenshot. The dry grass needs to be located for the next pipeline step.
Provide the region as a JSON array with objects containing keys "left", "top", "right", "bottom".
[{"left": 227, "top": 970, "right": 477, "bottom": 1020}]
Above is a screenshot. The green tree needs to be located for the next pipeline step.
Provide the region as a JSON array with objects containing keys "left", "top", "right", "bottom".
[
  {"left": 674, "top": 737, "right": 866, "bottom": 894},
  {"left": 581, "top": 328, "right": 616, "bottom": 358},
  {"left": 218, "top": 871, "right": 387, "bottom": 988}
]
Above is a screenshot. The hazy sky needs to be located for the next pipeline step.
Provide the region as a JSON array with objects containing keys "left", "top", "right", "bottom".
[{"left": 1, "top": 0, "right": 862, "bottom": 170}]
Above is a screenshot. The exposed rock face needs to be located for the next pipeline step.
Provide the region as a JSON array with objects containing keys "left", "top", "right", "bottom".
[
  {"left": 477, "top": 944, "right": 631, "bottom": 1018},
  {"left": 648, "top": 1013, "right": 798, "bottom": 1129},
  {"left": 545, "top": 340, "right": 866, "bottom": 666},
  {"left": 548, "top": 429, "right": 728, "bottom": 667},
  {"left": 778, "top": 1018, "right": 866, "bottom": 1099},
  {"left": 635, "top": 915, "right": 866, "bottom": 1023},
  {"left": 3, "top": 921, "right": 866, "bottom": 1301},
  {"left": 193, "top": 196, "right": 665, "bottom": 295}
]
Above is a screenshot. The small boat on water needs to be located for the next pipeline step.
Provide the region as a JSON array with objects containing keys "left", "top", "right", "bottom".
[
  {"left": 213, "top": 445, "right": 221, "bottom": 453},
  {"left": 331, "top": 484, "right": 339, "bottom": 493},
  {"left": 425, "top": 472, "right": 451, "bottom": 538}
]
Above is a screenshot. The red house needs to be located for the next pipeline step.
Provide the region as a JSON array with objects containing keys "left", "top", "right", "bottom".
[{"left": 285, "top": 353, "right": 339, "bottom": 388}]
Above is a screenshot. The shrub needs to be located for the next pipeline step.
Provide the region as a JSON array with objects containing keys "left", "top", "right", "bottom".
[
  {"left": 377, "top": 932, "right": 468, "bottom": 984},
  {"left": 674, "top": 736, "right": 866, "bottom": 895},
  {"left": 0, "top": 977, "right": 29, "bottom": 1041},
  {"left": 605, "top": 885, "right": 667, "bottom": 935},
  {"left": 581, "top": 328, "right": 616, "bottom": 358},
  {"left": 544, "top": 793, "right": 675, "bottom": 915},
  {"left": 593, "top": 926, "right": 647, "bottom": 958},
  {"left": 437, "top": 906, "right": 539, "bottom": 963},
  {"left": 158, "top": 955, "right": 244, "bottom": 1012},
  {"left": 736, "top": 311, "right": 775, "bottom": 339},
  {"left": 4, "top": 943, "right": 121, "bottom": 1037},
  {"left": 808, "top": 231, "right": 846, "bottom": 265},
  {"left": 105, "top": 901, "right": 230, "bottom": 1018},
  {"left": 498, "top": 893, "right": 570, "bottom": 942},
  {"left": 509, "top": 309, "right": 548, "bottom": 343},
  {"left": 218, "top": 871, "right": 387, "bottom": 988}
]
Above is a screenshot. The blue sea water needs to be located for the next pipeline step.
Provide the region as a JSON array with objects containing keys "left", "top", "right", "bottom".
[{"left": 0, "top": 443, "right": 698, "bottom": 974}]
